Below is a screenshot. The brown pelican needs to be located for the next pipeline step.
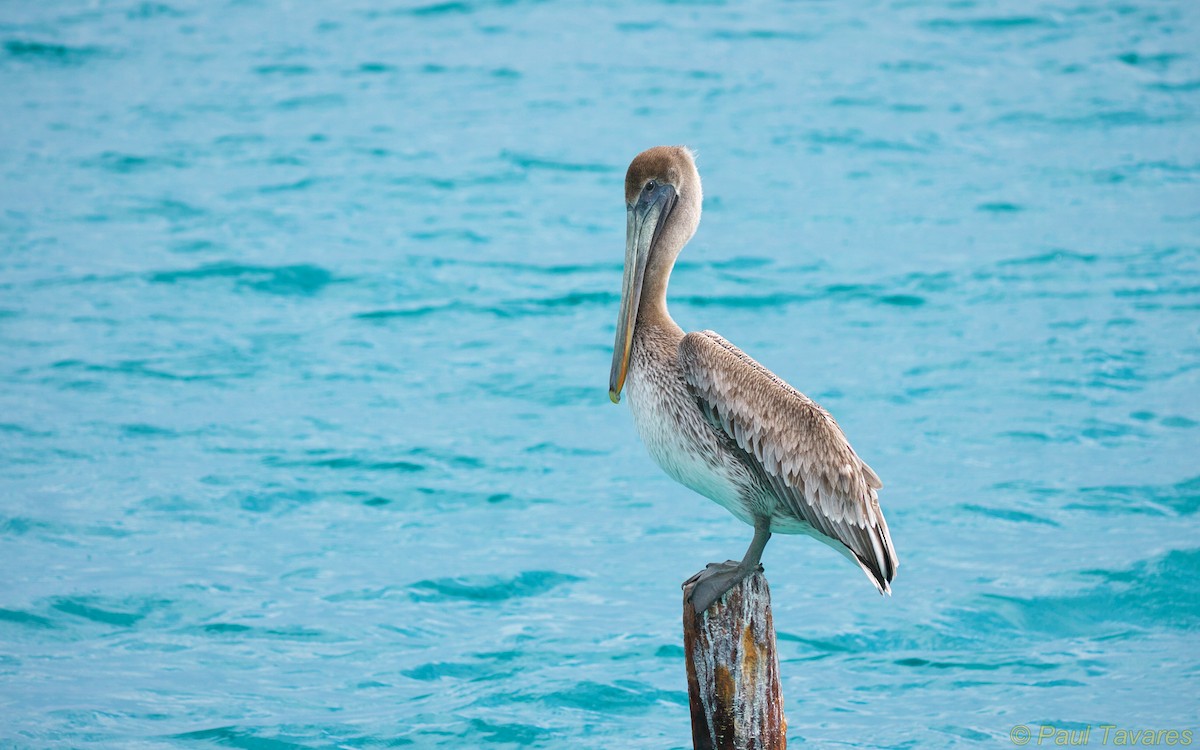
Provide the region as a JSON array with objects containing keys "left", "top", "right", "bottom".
[{"left": 609, "top": 146, "right": 898, "bottom": 612}]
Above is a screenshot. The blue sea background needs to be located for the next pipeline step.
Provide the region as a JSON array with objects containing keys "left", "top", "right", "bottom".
[{"left": 2, "top": 0, "right": 1198, "bottom": 747}]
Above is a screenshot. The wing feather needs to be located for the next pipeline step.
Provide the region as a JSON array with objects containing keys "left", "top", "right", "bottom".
[{"left": 678, "top": 330, "right": 898, "bottom": 592}]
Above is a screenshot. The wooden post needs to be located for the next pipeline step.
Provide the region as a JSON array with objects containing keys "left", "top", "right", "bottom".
[{"left": 682, "top": 570, "right": 786, "bottom": 750}]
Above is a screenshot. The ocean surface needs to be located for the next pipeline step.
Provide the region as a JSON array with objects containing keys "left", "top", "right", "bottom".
[{"left": 2, "top": 1, "right": 1198, "bottom": 747}]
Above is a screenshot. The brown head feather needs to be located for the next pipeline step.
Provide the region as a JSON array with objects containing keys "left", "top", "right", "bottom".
[
  {"left": 624, "top": 146, "right": 698, "bottom": 205},
  {"left": 620, "top": 146, "right": 704, "bottom": 321}
]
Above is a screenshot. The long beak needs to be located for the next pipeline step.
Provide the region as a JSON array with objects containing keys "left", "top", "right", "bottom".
[{"left": 609, "top": 184, "right": 677, "bottom": 403}]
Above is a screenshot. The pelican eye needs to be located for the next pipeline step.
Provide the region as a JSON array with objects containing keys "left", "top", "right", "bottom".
[{"left": 645, "top": 180, "right": 656, "bottom": 193}]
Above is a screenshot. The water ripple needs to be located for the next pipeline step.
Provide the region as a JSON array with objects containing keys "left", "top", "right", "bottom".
[
  {"left": 407, "top": 571, "right": 582, "bottom": 602},
  {"left": 3, "top": 39, "right": 107, "bottom": 64},
  {"left": 984, "top": 549, "right": 1200, "bottom": 634},
  {"left": 148, "top": 263, "right": 337, "bottom": 295}
]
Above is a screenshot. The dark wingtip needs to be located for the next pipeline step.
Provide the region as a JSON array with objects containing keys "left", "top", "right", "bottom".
[{"left": 856, "top": 549, "right": 896, "bottom": 596}]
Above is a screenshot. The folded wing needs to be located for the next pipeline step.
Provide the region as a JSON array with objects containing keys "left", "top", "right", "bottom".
[{"left": 678, "top": 330, "right": 898, "bottom": 592}]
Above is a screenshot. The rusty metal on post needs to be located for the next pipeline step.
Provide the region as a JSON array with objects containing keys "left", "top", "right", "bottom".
[{"left": 682, "top": 570, "right": 786, "bottom": 750}]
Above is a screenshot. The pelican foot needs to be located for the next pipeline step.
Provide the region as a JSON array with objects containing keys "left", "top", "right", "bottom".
[{"left": 684, "top": 561, "right": 763, "bottom": 613}]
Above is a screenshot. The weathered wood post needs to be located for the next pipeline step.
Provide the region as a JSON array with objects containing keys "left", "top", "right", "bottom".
[{"left": 682, "top": 569, "right": 786, "bottom": 750}]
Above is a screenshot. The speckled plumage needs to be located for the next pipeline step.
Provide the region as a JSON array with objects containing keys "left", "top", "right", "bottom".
[
  {"left": 680, "top": 329, "right": 897, "bottom": 591},
  {"left": 613, "top": 146, "right": 898, "bottom": 594},
  {"left": 625, "top": 320, "right": 760, "bottom": 528}
]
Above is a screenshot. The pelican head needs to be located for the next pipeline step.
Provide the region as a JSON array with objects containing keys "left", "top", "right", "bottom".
[{"left": 608, "top": 146, "right": 703, "bottom": 404}]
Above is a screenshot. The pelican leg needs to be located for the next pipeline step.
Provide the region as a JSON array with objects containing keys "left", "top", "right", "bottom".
[{"left": 685, "top": 517, "right": 772, "bottom": 613}]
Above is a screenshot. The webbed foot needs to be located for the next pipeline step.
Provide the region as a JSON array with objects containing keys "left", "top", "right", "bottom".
[{"left": 684, "top": 560, "right": 763, "bottom": 613}]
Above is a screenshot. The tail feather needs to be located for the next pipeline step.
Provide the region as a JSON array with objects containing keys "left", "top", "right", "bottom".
[{"left": 854, "top": 522, "right": 898, "bottom": 595}]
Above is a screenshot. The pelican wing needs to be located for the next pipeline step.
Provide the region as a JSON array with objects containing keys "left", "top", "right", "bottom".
[{"left": 678, "top": 330, "right": 898, "bottom": 592}]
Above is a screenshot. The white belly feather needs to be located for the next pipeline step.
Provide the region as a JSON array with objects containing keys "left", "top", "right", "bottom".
[{"left": 625, "top": 360, "right": 757, "bottom": 527}]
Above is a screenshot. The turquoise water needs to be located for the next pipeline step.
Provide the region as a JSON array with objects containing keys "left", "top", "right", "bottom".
[{"left": 2, "top": 0, "right": 1198, "bottom": 746}]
